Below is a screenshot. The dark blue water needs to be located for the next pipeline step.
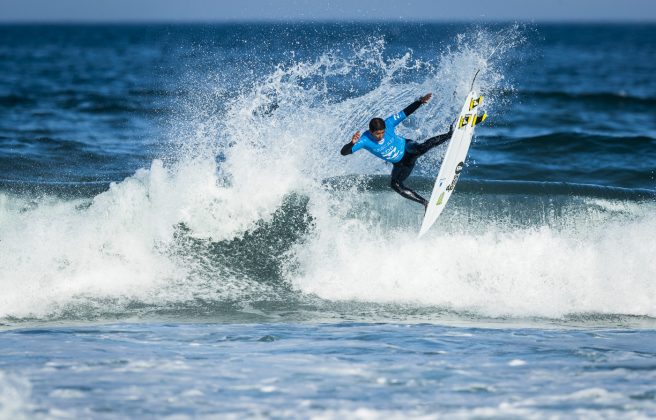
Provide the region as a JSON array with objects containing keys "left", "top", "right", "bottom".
[
  {"left": 1, "top": 23, "right": 655, "bottom": 417},
  {"left": 1, "top": 24, "right": 654, "bottom": 189}
]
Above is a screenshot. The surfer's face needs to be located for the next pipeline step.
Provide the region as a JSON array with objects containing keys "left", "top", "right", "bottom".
[{"left": 371, "top": 129, "right": 385, "bottom": 140}]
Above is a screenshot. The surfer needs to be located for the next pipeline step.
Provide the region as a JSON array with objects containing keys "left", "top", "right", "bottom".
[{"left": 340, "top": 93, "right": 453, "bottom": 209}]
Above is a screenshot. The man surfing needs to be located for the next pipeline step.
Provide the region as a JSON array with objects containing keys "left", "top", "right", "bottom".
[{"left": 340, "top": 93, "right": 453, "bottom": 209}]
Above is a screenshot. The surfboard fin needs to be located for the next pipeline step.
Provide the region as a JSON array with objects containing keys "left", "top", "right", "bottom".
[
  {"left": 469, "top": 96, "right": 483, "bottom": 110},
  {"left": 473, "top": 113, "right": 487, "bottom": 126},
  {"left": 458, "top": 114, "right": 473, "bottom": 128}
]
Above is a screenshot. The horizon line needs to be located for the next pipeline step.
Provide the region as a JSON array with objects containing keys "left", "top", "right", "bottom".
[{"left": 1, "top": 18, "right": 655, "bottom": 25}]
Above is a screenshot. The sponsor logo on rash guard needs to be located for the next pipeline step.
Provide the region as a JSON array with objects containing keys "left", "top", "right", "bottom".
[{"left": 381, "top": 146, "right": 401, "bottom": 160}]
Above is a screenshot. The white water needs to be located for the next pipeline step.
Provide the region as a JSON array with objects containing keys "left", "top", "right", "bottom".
[
  {"left": 0, "top": 371, "right": 31, "bottom": 419},
  {"left": 1, "top": 26, "right": 655, "bottom": 321},
  {"left": 291, "top": 195, "right": 656, "bottom": 318}
]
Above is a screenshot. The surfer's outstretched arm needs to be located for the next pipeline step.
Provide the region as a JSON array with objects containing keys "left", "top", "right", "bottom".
[
  {"left": 340, "top": 131, "right": 361, "bottom": 156},
  {"left": 402, "top": 93, "right": 432, "bottom": 118},
  {"left": 387, "top": 93, "right": 433, "bottom": 128}
]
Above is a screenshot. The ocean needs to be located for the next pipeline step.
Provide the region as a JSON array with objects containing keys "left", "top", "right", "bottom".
[{"left": 0, "top": 22, "right": 655, "bottom": 418}]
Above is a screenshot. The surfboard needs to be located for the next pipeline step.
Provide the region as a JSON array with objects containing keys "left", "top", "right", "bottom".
[{"left": 418, "top": 91, "right": 485, "bottom": 237}]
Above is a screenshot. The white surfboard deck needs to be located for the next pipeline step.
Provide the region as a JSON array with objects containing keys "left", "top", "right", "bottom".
[{"left": 418, "top": 91, "right": 481, "bottom": 237}]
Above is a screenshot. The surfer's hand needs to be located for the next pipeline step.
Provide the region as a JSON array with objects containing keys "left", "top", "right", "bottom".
[
  {"left": 351, "top": 131, "right": 361, "bottom": 144},
  {"left": 420, "top": 93, "right": 432, "bottom": 104}
]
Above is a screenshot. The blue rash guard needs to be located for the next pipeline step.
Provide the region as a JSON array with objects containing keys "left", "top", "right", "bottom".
[{"left": 350, "top": 111, "right": 408, "bottom": 163}]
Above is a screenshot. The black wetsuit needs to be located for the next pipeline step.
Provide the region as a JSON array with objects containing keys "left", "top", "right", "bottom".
[
  {"left": 389, "top": 130, "right": 452, "bottom": 207},
  {"left": 341, "top": 99, "right": 453, "bottom": 208}
]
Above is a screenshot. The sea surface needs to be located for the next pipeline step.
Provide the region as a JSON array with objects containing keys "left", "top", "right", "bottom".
[{"left": 0, "top": 23, "right": 655, "bottom": 418}]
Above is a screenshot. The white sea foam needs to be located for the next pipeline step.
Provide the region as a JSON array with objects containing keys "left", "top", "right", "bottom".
[
  {"left": 0, "top": 371, "right": 31, "bottom": 419},
  {"left": 290, "top": 198, "right": 656, "bottom": 318}
]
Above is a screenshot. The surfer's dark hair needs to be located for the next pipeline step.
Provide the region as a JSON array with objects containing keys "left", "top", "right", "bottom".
[{"left": 369, "top": 118, "right": 386, "bottom": 132}]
